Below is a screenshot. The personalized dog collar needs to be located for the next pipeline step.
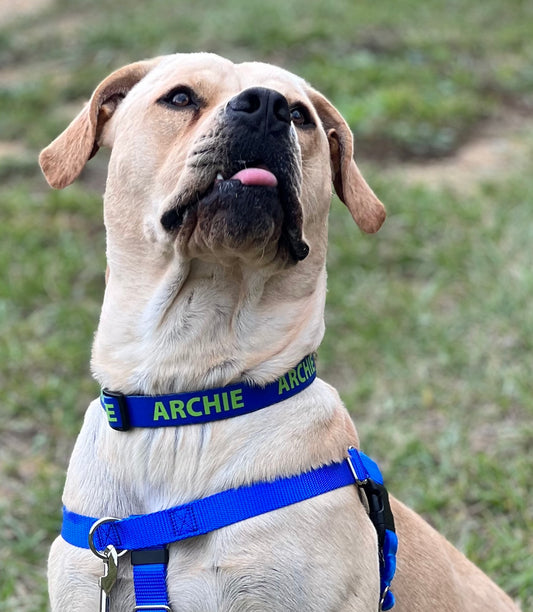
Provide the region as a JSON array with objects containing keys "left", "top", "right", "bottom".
[{"left": 101, "top": 354, "right": 317, "bottom": 431}]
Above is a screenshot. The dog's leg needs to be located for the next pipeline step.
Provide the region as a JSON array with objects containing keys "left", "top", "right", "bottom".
[
  {"left": 390, "top": 499, "right": 520, "bottom": 611},
  {"left": 48, "top": 537, "right": 102, "bottom": 611}
]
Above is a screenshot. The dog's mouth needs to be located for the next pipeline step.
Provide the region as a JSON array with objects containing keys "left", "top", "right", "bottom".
[
  {"left": 161, "top": 163, "right": 280, "bottom": 228},
  {"left": 160, "top": 161, "right": 309, "bottom": 262},
  {"left": 219, "top": 166, "right": 278, "bottom": 188}
]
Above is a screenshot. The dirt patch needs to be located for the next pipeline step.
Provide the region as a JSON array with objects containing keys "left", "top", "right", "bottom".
[
  {"left": 0, "top": 141, "right": 27, "bottom": 158},
  {"left": 0, "top": 0, "right": 52, "bottom": 25},
  {"left": 0, "top": 58, "right": 71, "bottom": 87},
  {"left": 388, "top": 111, "right": 533, "bottom": 191}
]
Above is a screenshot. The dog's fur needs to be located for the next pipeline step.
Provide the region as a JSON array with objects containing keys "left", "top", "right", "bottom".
[{"left": 40, "top": 53, "right": 519, "bottom": 611}]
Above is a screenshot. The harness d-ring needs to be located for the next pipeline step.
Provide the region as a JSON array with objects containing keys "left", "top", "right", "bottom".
[
  {"left": 380, "top": 585, "right": 391, "bottom": 610},
  {"left": 88, "top": 516, "right": 129, "bottom": 559}
]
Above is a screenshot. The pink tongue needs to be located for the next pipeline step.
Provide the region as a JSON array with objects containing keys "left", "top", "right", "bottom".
[{"left": 230, "top": 168, "right": 278, "bottom": 187}]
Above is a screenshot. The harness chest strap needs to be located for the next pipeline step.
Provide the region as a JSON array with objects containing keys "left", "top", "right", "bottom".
[{"left": 62, "top": 448, "right": 397, "bottom": 611}]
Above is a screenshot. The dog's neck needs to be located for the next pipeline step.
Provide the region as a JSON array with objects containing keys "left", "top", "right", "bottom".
[{"left": 91, "top": 255, "right": 326, "bottom": 395}]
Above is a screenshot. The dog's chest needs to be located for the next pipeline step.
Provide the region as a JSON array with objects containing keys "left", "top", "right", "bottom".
[
  {"left": 61, "top": 398, "right": 378, "bottom": 611},
  {"left": 107, "top": 490, "right": 378, "bottom": 612}
]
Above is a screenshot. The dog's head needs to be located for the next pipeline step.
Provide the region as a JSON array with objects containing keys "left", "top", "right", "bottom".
[{"left": 40, "top": 54, "right": 385, "bottom": 270}]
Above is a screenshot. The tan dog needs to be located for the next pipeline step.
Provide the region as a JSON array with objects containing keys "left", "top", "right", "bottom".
[{"left": 40, "top": 53, "right": 520, "bottom": 611}]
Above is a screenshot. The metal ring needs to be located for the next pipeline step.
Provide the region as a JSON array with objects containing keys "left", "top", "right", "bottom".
[
  {"left": 88, "top": 516, "right": 128, "bottom": 559},
  {"left": 379, "top": 585, "right": 391, "bottom": 611},
  {"left": 346, "top": 446, "right": 369, "bottom": 486}
]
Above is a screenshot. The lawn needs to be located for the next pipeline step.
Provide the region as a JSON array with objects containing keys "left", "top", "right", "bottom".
[{"left": 1, "top": 0, "right": 532, "bottom": 609}]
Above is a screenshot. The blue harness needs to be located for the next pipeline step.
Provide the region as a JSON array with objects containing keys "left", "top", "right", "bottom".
[{"left": 62, "top": 356, "right": 398, "bottom": 611}]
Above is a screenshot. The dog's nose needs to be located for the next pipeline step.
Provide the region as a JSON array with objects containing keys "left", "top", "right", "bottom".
[{"left": 226, "top": 87, "right": 290, "bottom": 133}]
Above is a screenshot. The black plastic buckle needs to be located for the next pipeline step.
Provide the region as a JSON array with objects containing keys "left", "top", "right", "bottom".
[
  {"left": 359, "top": 478, "right": 396, "bottom": 548},
  {"left": 131, "top": 547, "right": 170, "bottom": 566},
  {"left": 102, "top": 389, "right": 131, "bottom": 431}
]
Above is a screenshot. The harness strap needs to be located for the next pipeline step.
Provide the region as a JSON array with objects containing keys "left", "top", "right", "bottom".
[
  {"left": 131, "top": 547, "right": 170, "bottom": 611},
  {"left": 63, "top": 457, "right": 357, "bottom": 551},
  {"left": 62, "top": 448, "right": 397, "bottom": 611}
]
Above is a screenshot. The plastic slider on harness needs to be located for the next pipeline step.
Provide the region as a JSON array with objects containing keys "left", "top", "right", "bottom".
[{"left": 348, "top": 448, "right": 396, "bottom": 546}]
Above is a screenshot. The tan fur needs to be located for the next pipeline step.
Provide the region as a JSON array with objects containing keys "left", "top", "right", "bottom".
[{"left": 41, "top": 53, "right": 519, "bottom": 611}]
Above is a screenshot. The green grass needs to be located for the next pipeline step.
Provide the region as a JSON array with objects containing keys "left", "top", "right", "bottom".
[
  {"left": 1, "top": 0, "right": 532, "bottom": 608},
  {"left": 2, "top": 0, "right": 533, "bottom": 157},
  {"left": 322, "top": 174, "right": 533, "bottom": 603}
]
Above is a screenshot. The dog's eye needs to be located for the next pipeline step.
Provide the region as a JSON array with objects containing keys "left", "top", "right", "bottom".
[
  {"left": 171, "top": 92, "right": 191, "bottom": 107},
  {"left": 158, "top": 87, "right": 197, "bottom": 110},
  {"left": 290, "top": 105, "right": 314, "bottom": 127}
]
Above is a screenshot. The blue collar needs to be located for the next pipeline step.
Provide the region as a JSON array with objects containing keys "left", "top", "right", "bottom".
[{"left": 101, "top": 354, "right": 317, "bottom": 431}]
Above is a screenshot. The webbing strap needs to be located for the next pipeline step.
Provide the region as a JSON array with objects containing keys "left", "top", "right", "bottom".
[
  {"left": 100, "top": 354, "right": 317, "bottom": 431},
  {"left": 130, "top": 547, "right": 170, "bottom": 611},
  {"left": 61, "top": 448, "right": 397, "bottom": 610},
  {"left": 133, "top": 563, "right": 169, "bottom": 611},
  {"left": 62, "top": 458, "right": 357, "bottom": 551}
]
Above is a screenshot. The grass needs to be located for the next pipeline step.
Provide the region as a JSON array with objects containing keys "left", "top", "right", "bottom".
[
  {"left": 324, "top": 176, "right": 533, "bottom": 602},
  {"left": 1, "top": 0, "right": 532, "bottom": 609},
  {"left": 2, "top": 0, "right": 533, "bottom": 156}
]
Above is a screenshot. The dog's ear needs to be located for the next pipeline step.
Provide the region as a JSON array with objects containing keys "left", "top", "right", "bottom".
[
  {"left": 39, "top": 59, "right": 157, "bottom": 189},
  {"left": 308, "top": 88, "right": 386, "bottom": 233}
]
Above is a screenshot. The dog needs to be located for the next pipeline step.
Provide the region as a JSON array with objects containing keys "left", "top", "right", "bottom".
[{"left": 40, "top": 53, "right": 520, "bottom": 611}]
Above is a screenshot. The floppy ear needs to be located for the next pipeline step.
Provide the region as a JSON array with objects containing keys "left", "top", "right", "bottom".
[
  {"left": 308, "top": 88, "right": 386, "bottom": 233},
  {"left": 39, "top": 59, "right": 157, "bottom": 189}
]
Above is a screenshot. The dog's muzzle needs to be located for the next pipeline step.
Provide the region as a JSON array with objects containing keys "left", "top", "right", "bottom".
[{"left": 160, "top": 87, "right": 309, "bottom": 262}]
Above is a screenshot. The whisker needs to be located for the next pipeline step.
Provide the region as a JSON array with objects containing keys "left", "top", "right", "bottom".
[{"left": 188, "top": 161, "right": 214, "bottom": 169}]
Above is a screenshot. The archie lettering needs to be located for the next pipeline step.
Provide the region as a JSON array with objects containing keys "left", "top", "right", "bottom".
[
  {"left": 169, "top": 399, "right": 186, "bottom": 419},
  {"left": 186, "top": 397, "right": 201, "bottom": 417},
  {"left": 278, "top": 355, "right": 315, "bottom": 395},
  {"left": 102, "top": 356, "right": 316, "bottom": 427},
  {"left": 104, "top": 401, "right": 118, "bottom": 423},
  {"left": 152, "top": 388, "right": 246, "bottom": 422}
]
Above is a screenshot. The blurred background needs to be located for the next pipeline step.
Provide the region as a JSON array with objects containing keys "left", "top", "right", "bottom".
[{"left": 1, "top": 0, "right": 532, "bottom": 608}]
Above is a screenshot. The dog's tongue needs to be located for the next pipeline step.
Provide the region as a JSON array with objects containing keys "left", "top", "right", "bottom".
[{"left": 230, "top": 168, "right": 278, "bottom": 187}]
